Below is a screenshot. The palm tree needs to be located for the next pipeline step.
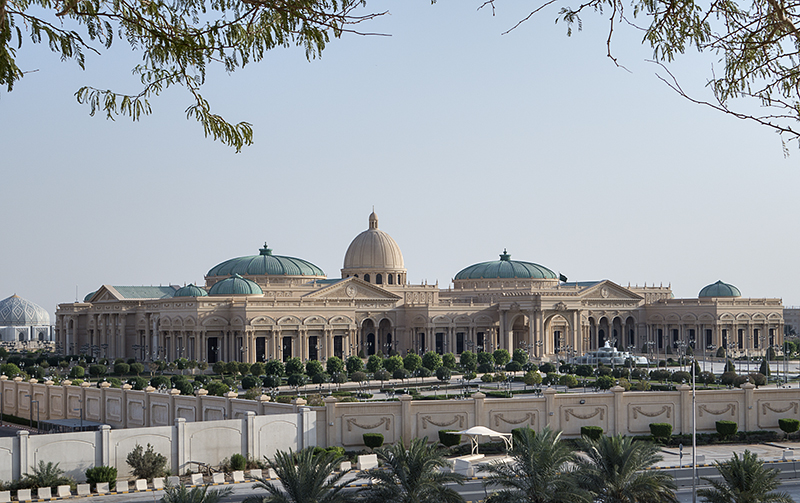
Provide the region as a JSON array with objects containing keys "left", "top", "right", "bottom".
[
  {"left": 242, "top": 448, "right": 349, "bottom": 503},
  {"left": 358, "top": 437, "right": 465, "bottom": 503},
  {"left": 698, "top": 450, "right": 794, "bottom": 503},
  {"left": 575, "top": 433, "right": 677, "bottom": 503},
  {"left": 160, "top": 483, "right": 232, "bottom": 503},
  {"left": 482, "top": 427, "right": 589, "bottom": 503}
]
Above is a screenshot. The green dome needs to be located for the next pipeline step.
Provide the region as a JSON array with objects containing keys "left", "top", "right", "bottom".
[
  {"left": 83, "top": 291, "right": 96, "bottom": 302},
  {"left": 174, "top": 284, "right": 208, "bottom": 297},
  {"left": 207, "top": 244, "right": 325, "bottom": 277},
  {"left": 454, "top": 250, "right": 557, "bottom": 280},
  {"left": 699, "top": 280, "right": 741, "bottom": 298},
  {"left": 209, "top": 274, "right": 263, "bottom": 296}
]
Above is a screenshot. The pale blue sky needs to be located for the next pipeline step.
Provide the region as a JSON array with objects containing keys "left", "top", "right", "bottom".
[{"left": 2, "top": 1, "right": 798, "bottom": 319}]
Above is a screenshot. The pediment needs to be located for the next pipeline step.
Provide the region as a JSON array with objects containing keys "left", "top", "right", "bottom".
[
  {"left": 86, "top": 285, "right": 123, "bottom": 303},
  {"left": 579, "top": 281, "right": 643, "bottom": 301},
  {"left": 302, "top": 277, "right": 402, "bottom": 301}
]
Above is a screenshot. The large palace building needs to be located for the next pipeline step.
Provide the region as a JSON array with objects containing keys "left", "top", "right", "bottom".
[{"left": 54, "top": 212, "right": 785, "bottom": 364}]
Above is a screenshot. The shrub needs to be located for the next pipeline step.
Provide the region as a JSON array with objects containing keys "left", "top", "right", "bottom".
[
  {"left": 383, "top": 355, "right": 404, "bottom": 373},
  {"left": 237, "top": 362, "right": 252, "bottom": 375},
  {"left": 725, "top": 359, "right": 735, "bottom": 372},
  {"left": 616, "top": 377, "right": 631, "bottom": 390},
  {"left": 366, "top": 355, "right": 383, "bottom": 373},
  {"left": 581, "top": 426, "right": 603, "bottom": 440},
  {"left": 285, "top": 357, "right": 304, "bottom": 375},
  {"left": 265, "top": 359, "right": 286, "bottom": 377},
  {"left": 543, "top": 372, "right": 559, "bottom": 385},
  {"left": 150, "top": 375, "right": 170, "bottom": 388},
  {"left": 512, "top": 348, "right": 529, "bottom": 366},
  {"left": 416, "top": 367, "right": 431, "bottom": 378},
  {"left": 129, "top": 362, "right": 145, "bottom": 375},
  {"left": 558, "top": 374, "right": 578, "bottom": 387},
  {"left": 230, "top": 453, "right": 247, "bottom": 471},
  {"left": 538, "top": 362, "right": 556, "bottom": 374},
  {"left": 287, "top": 373, "right": 308, "bottom": 387},
  {"left": 493, "top": 349, "right": 511, "bottom": 367},
  {"left": 671, "top": 371, "right": 692, "bottom": 383},
  {"left": 716, "top": 347, "right": 726, "bottom": 358},
  {"left": 85, "top": 466, "right": 117, "bottom": 490},
  {"left": 442, "top": 353, "right": 457, "bottom": 369},
  {"left": 523, "top": 371, "right": 542, "bottom": 386},
  {"left": 720, "top": 371, "right": 738, "bottom": 386},
  {"left": 113, "top": 362, "right": 130, "bottom": 375},
  {"left": 779, "top": 418, "right": 800, "bottom": 437},
  {"left": 88, "top": 364, "right": 107, "bottom": 378},
  {"left": 459, "top": 351, "right": 478, "bottom": 371},
  {"left": 250, "top": 362, "right": 265, "bottom": 376},
  {"left": 733, "top": 375, "right": 750, "bottom": 387},
  {"left": 127, "top": 376, "right": 149, "bottom": 390},
  {"left": 438, "top": 429, "right": 461, "bottom": 447},
  {"left": 374, "top": 370, "right": 391, "bottom": 382},
  {"left": 716, "top": 420, "right": 738, "bottom": 439},
  {"left": 346, "top": 355, "right": 364, "bottom": 374},
  {"left": 596, "top": 365, "right": 612, "bottom": 377},
  {"left": 392, "top": 368, "right": 410, "bottom": 380},
  {"left": 559, "top": 363, "right": 576, "bottom": 374},
  {"left": 305, "top": 360, "right": 324, "bottom": 377},
  {"left": 632, "top": 380, "right": 651, "bottom": 391},
  {"left": 261, "top": 375, "right": 282, "bottom": 388},
  {"left": 596, "top": 375, "right": 615, "bottom": 389},
  {"left": 312, "top": 372, "right": 331, "bottom": 384},
  {"left": 505, "top": 361, "right": 522, "bottom": 372},
  {"left": 481, "top": 373, "right": 494, "bottom": 383},
  {"left": 650, "top": 423, "right": 673, "bottom": 442},
  {"left": 575, "top": 364, "right": 593, "bottom": 377},
  {"left": 435, "top": 367, "right": 451, "bottom": 382},
  {"left": 403, "top": 353, "right": 422, "bottom": 372},
  {"left": 241, "top": 375, "right": 260, "bottom": 390},
  {"left": 363, "top": 433, "right": 384, "bottom": 450},
  {"left": 611, "top": 367, "right": 629, "bottom": 379},
  {"left": 69, "top": 365, "right": 85, "bottom": 378},
  {"left": 749, "top": 372, "right": 767, "bottom": 386},
  {"left": 22, "top": 461, "right": 74, "bottom": 490},
  {"left": 477, "top": 363, "right": 494, "bottom": 373},
  {"left": 422, "top": 351, "right": 442, "bottom": 371},
  {"left": 126, "top": 443, "right": 169, "bottom": 480},
  {"left": 699, "top": 371, "right": 716, "bottom": 385},
  {"left": 349, "top": 371, "right": 366, "bottom": 383},
  {"left": 206, "top": 380, "right": 229, "bottom": 396}
]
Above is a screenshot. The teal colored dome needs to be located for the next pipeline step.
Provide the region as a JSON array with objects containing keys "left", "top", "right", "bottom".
[
  {"left": 208, "top": 274, "right": 263, "bottom": 296},
  {"left": 174, "top": 284, "right": 208, "bottom": 297},
  {"left": 207, "top": 244, "right": 325, "bottom": 278},
  {"left": 454, "top": 250, "right": 557, "bottom": 280},
  {"left": 83, "top": 291, "right": 96, "bottom": 302},
  {"left": 699, "top": 280, "right": 741, "bottom": 298}
]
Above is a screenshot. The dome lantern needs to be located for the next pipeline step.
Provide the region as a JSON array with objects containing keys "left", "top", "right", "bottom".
[{"left": 342, "top": 211, "right": 407, "bottom": 285}]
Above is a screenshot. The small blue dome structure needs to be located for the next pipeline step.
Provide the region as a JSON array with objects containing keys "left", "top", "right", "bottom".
[
  {"left": 698, "top": 280, "right": 742, "bottom": 298},
  {"left": 208, "top": 274, "right": 263, "bottom": 296},
  {"left": 174, "top": 284, "right": 208, "bottom": 297},
  {"left": 455, "top": 250, "right": 557, "bottom": 280}
]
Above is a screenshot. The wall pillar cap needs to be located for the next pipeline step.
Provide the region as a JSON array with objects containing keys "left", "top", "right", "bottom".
[
  {"left": 291, "top": 398, "right": 306, "bottom": 406},
  {"left": 259, "top": 395, "right": 272, "bottom": 403},
  {"left": 543, "top": 387, "right": 557, "bottom": 395},
  {"left": 741, "top": 382, "right": 756, "bottom": 390},
  {"left": 0, "top": 375, "right": 7, "bottom": 381},
  {"left": 471, "top": 392, "right": 486, "bottom": 399},
  {"left": 145, "top": 386, "right": 157, "bottom": 393},
  {"left": 399, "top": 394, "right": 414, "bottom": 401},
  {"left": 323, "top": 396, "right": 338, "bottom": 403},
  {"left": 99, "top": 381, "right": 111, "bottom": 388},
  {"left": 611, "top": 385, "right": 626, "bottom": 392},
  {"left": 62, "top": 380, "right": 72, "bottom": 386},
  {"left": 28, "top": 378, "right": 38, "bottom": 384},
  {"left": 44, "top": 380, "right": 54, "bottom": 386},
  {"left": 195, "top": 388, "right": 208, "bottom": 396},
  {"left": 224, "top": 391, "right": 239, "bottom": 399},
  {"left": 80, "top": 381, "right": 92, "bottom": 388},
  {"left": 677, "top": 384, "right": 692, "bottom": 391},
  {"left": 169, "top": 388, "right": 180, "bottom": 395},
  {"left": 13, "top": 376, "right": 22, "bottom": 382},
  {"left": 121, "top": 384, "right": 132, "bottom": 390}
]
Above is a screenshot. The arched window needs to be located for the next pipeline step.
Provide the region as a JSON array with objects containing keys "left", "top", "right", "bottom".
[
  {"left": 354, "top": 274, "right": 359, "bottom": 278},
  {"left": 376, "top": 274, "right": 383, "bottom": 284},
  {"left": 364, "top": 274, "right": 371, "bottom": 283},
  {"left": 388, "top": 274, "right": 394, "bottom": 285}
]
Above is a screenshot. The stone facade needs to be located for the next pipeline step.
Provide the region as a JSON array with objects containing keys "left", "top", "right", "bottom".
[{"left": 54, "top": 213, "right": 784, "bottom": 363}]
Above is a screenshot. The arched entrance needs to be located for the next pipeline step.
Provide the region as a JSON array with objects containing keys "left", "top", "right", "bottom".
[{"left": 361, "top": 319, "right": 376, "bottom": 355}]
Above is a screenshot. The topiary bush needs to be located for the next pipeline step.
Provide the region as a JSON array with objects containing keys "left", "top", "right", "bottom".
[
  {"left": 85, "top": 466, "right": 117, "bottom": 490},
  {"left": 716, "top": 420, "right": 738, "bottom": 440},
  {"left": 363, "top": 433, "right": 384, "bottom": 450},
  {"left": 596, "top": 375, "right": 615, "bottom": 389},
  {"left": 230, "top": 453, "right": 246, "bottom": 471},
  {"left": 538, "top": 362, "right": 556, "bottom": 374},
  {"left": 581, "top": 426, "right": 603, "bottom": 441},
  {"left": 779, "top": 418, "right": 800, "bottom": 438},
  {"left": 438, "top": 429, "right": 461, "bottom": 447},
  {"left": 748, "top": 372, "right": 767, "bottom": 386},
  {"left": 649, "top": 423, "right": 673, "bottom": 442}
]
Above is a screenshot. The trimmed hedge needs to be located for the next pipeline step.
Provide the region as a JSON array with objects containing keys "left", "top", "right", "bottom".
[
  {"left": 581, "top": 426, "right": 603, "bottom": 440},
  {"left": 779, "top": 418, "right": 800, "bottom": 436},
  {"left": 716, "top": 420, "right": 738, "bottom": 439},
  {"left": 363, "top": 433, "right": 384, "bottom": 450},
  {"left": 438, "top": 429, "right": 461, "bottom": 447},
  {"left": 649, "top": 423, "right": 672, "bottom": 441},
  {"left": 85, "top": 466, "right": 117, "bottom": 490}
]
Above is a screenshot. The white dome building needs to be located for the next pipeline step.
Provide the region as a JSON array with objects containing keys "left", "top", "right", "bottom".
[
  {"left": 0, "top": 294, "right": 52, "bottom": 342},
  {"left": 341, "top": 211, "right": 407, "bottom": 286}
]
